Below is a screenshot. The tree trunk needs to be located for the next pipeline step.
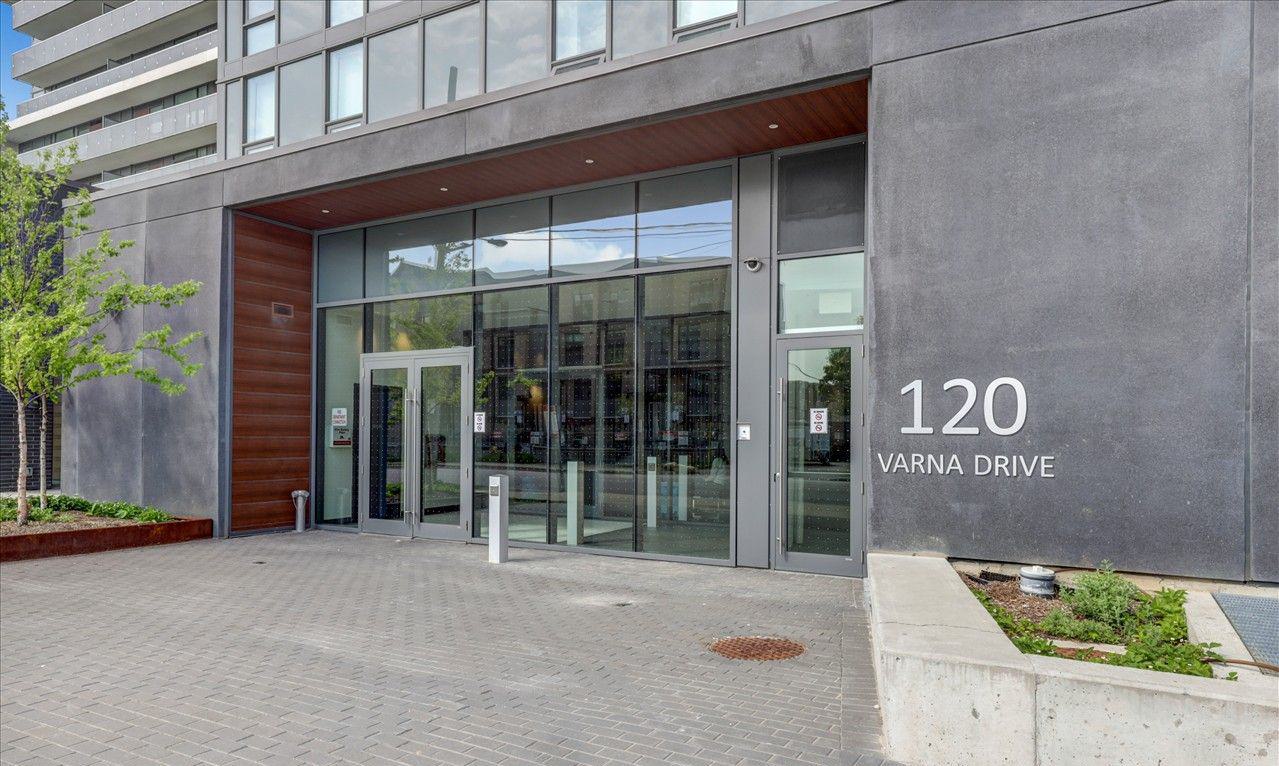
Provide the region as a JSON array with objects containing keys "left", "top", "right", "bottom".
[
  {"left": 16, "top": 404, "right": 30, "bottom": 525},
  {"left": 39, "top": 396, "right": 48, "bottom": 511}
]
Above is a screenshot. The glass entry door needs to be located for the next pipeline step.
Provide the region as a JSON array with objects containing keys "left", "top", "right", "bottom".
[
  {"left": 773, "top": 337, "right": 865, "bottom": 576},
  {"left": 359, "top": 349, "right": 473, "bottom": 540}
]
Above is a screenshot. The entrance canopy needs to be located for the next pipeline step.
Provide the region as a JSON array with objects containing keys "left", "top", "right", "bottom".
[{"left": 240, "top": 78, "right": 868, "bottom": 231}]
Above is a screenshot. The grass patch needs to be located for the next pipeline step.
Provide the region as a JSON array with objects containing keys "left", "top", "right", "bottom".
[
  {"left": 969, "top": 564, "right": 1224, "bottom": 678},
  {"left": 0, "top": 495, "right": 172, "bottom": 524}
]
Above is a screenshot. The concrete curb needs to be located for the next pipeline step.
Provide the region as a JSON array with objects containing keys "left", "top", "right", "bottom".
[{"left": 866, "top": 553, "right": 1279, "bottom": 766}]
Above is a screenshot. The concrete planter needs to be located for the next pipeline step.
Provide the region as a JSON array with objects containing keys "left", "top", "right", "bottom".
[
  {"left": 866, "top": 553, "right": 1278, "bottom": 766},
  {"left": 0, "top": 517, "right": 213, "bottom": 562}
]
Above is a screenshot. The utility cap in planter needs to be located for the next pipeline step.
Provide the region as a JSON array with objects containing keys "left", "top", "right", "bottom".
[{"left": 1019, "top": 565, "right": 1056, "bottom": 597}]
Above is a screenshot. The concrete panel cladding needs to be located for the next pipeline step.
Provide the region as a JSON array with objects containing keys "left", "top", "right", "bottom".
[
  {"left": 230, "top": 215, "right": 313, "bottom": 533},
  {"left": 867, "top": 2, "right": 1255, "bottom": 579},
  {"left": 1248, "top": 0, "right": 1279, "bottom": 582}
]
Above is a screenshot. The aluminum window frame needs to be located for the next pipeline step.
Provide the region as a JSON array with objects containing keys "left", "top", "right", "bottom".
[
  {"left": 244, "top": 0, "right": 276, "bottom": 25},
  {"left": 327, "top": 0, "right": 368, "bottom": 28},
  {"left": 550, "top": 0, "right": 610, "bottom": 72},
  {"left": 326, "top": 41, "right": 367, "bottom": 131},
  {"left": 242, "top": 68, "right": 278, "bottom": 152}
]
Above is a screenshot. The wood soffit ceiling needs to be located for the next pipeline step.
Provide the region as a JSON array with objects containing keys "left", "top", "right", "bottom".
[{"left": 241, "top": 78, "right": 868, "bottom": 231}]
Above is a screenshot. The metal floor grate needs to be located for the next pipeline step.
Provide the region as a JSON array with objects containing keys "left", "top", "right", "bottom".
[{"left": 1214, "top": 593, "right": 1279, "bottom": 668}]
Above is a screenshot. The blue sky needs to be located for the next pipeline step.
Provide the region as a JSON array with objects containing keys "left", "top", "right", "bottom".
[{"left": 2, "top": 3, "right": 32, "bottom": 117}]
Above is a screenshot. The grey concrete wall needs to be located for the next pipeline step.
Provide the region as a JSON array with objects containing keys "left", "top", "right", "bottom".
[
  {"left": 61, "top": 184, "right": 226, "bottom": 529},
  {"left": 1248, "top": 0, "right": 1279, "bottom": 582},
  {"left": 867, "top": 1, "right": 1256, "bottom": 580}
]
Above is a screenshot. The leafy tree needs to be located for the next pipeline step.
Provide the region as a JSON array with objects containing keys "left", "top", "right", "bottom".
[{"left": 0, "top": 104, "right": 203, "bottom": 525}]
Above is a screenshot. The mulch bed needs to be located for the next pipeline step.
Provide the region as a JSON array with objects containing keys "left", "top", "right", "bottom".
[
  {"left": 0, "top": 512, "right": 139, "bottom": 537},
  {"left": 961, "top": 572, "right": 1062, "bottom": 621}
]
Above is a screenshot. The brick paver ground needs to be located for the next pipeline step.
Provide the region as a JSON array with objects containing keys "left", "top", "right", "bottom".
[{"left": 0, "top": 532, "right": 896, "bottom": 766}]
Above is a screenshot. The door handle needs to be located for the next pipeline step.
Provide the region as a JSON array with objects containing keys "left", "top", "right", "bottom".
[{"left": 776, "top": 376, "right": 784, "bottom": 550}]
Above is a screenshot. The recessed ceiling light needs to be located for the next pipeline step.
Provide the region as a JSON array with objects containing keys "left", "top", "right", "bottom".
[
  {"left": 767, "top": 123, "right": 779, "bottom": 130},
  {"left": 439, "top": 187, "right": 449, "bottom": 192},
  {"left": 321, "top": 209, "right": 331, "bottom": 213},
  {"left": 584, "top": 158, "right": 595, "bottom": 164}
]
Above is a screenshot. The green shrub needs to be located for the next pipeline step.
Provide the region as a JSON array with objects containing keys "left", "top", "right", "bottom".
[
  {"left": 0, "top": 495, "right": 170, "bottom": 524},
  {"left": 1012, "top": 633, "right": 1059, "bottom": 656},
  {"left": 1108, "top": 628, "right": 1220, "bottom": 678},
  {"left": 1038, "top": 609, "right": 1120, "bottom": 644},
  {"left": 1061, "top": 563, "right": 1142, "bottom": 632},
  {"left": 0, "top": 502, "right": 57, "bottom": 523},
  {"left": 1136, "top": 588, "right": 1189, "bottom": 642}
]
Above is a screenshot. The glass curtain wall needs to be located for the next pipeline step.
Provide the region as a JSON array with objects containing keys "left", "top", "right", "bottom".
[
  {"left": 474, "top": 287, "right": 550, "bottom": 540},
  {"left": 317, "top": 305, "right": 364, "bottom": 525},
  {"left": 638, "top": 269, "right": 731, "bottom": 558},
  {"left": 551, "top": 278, "right": 635, "bottom": 549}
]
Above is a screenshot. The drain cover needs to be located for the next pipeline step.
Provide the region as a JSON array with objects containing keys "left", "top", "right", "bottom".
[{"left": 711, "top": 636, "right": 805, "bottom": 661}]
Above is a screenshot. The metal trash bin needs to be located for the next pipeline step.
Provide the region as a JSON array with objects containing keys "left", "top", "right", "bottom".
[{"left": 291, "top": 490, "right": 310, "bottom": 532}]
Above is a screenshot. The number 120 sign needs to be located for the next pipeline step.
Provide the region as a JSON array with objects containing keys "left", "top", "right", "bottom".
[{"left": 899, "top": 377, "right": 1027, "bottom": 436}]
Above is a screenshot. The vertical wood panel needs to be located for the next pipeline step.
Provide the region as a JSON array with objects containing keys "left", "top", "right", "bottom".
[{"left": 231, "top": 215, "right": 313, "bottom": 532}]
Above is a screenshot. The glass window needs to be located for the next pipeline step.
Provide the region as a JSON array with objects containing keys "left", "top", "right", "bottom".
[
  {"left": 744, "top": 0, "right": 834, "bottom": 23},
  {"left": 365, "top": 211, "right": 473, "bottom": 297},
  {"left": 552, "top": 278, "right": 636, "bottom": 550},
  {"left": 551, "top": 182, "right": 635, "bottom": 276},
  {"left": 278, "top": 54, "right": 324, "bottom": 146},
  {"left": 369, "top": 0, "right": 401, "bottom": 9},
  {"left": 317, "top": 305, "right": 363, "bottom": 525},
  {"left": 784, "top": 346, "right": 851, "bottom": 556},
  {"left": 329, "top": 0, "right": 363, "bottom": 26},
  {"left": 474, "top": 287, "right": 550, "bottom": 542},
  {"left": 328, "top": 44, "right": 364, "bottom": 122},
  {"left": 316, "top": 229, "right": 364, "bottom": 302},
  {"left": 639, "top": 268, "right": 731, "bottom": 559},
  {"left": 676, "top": 0, "right": 736, "bottom": 27},
  {"left": 637, "top": 166, "right": 733, "bottom": 266},
  {"left": 486, "top": 0, "right": 549, "bottom": 92},
  {"left": 245, "top": 0, "right": 274, "bottom": 20},
  {"left": 368, "top": 25, "right": 421, "bottom": 122},
  {"left": 244, "top": 71, "right": 275, "bottom": 144},
  {"left": 224, "top": 80, "right": 243, "bottom": 158},
  {"left": 777, "top": 142, "right": 865, "bottom": 254},
  {"left": 778, "top": 252, "right": 864, "bottom": 334},
  {"left": 425, "top": 3, "right": 481, "bottom": 108},
  {"left": 280, "top": 0, "right": 324, "bottom": 42},
  {"left": 554, "top": 0, "right": 605, "bottom": 60},
  {"left": 475, "top": 198, "right": 550, "bottom": 285},
  {"left": 612, "top": 0, "right": 668, "bottom": 59},
  {"left": 371, "top": 294, "right": 473, "bottom": 352},
  {"left": 245, "top": 19, "right": 275, "bottom": 55}
]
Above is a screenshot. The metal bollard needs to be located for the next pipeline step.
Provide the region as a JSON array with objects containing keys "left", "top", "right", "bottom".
[
  {"left": 291, "top": 490, "right": 310, "bottom": 532},
  {"left": 488, "top": 475, "right": 508, "bottom": 563}
]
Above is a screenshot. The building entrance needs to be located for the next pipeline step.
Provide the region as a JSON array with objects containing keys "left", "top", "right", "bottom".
[
  {"left": 358, "top": 349, "right": 474, "bottom": 540},
  {"left": 773, "top": 337, "right": 865, "bottom": 577}
]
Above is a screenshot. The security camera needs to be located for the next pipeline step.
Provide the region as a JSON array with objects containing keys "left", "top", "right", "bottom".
[{"left": 743, "top": 257, "right": 764, "bottom": 272}]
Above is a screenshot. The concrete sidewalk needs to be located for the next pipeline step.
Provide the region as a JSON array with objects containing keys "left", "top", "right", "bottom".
[{"left": 0, "top": 532, "right": 893, "bottom": 766}]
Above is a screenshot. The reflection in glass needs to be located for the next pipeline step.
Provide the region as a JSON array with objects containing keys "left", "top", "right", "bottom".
[
  {"left": 637, "top": 167, "right": 733, "bottom": 266},
  {"left": 328, "top": 0, "right": 363, "bottom": 26},
  {"left": 551, "top": 183, "right": 636, "bottom": 276},
  {"left": 676, "top": 0, "right": 736, "bottom": 27},
  {"left": 555, "top": 0, "right": 606, "bottom": 60},
  {"left": 420, "top": 364, "right": 462, "bottom": 526},
  {"left": 318, "top": 306, "right": 362, "bottom": 525},
  {"left": 244, "top": 71, "right": 275, "bottom": 143},
  {"left": 785, "top": 347, "right": 851, "bottom": 556},
  {"left": 612, "top": 0, "right": 668, "bottom": 59},
  {"left": 552, "top": 279, "right": 635, "bottom": 550},
  {"left": 777, "top": 142, "right": 865, "bottom": 254},
  {"left": 639, "top": 268, "right": 731, "bottom": 558},
  {"left": 246, "top": 0, "right": 274, "bottom": 19},
  {"left": 425, "top": 3, "right": 482, "bottom": 107},
  {"left": 486, "top": 0, "right": 549, "bottom": 91},
  {"left": 744, "top": 0, "right": 834, "bottom": 23},
  {"left": 280, "top": 0, "right": 324, "bottom": 42},
  {"left": 778, "top": 252, "right": 864, "bottom": 334},
  {"left": 279, "top": 54, "right": 324, "bottom": 146},
  {"left": 328, "top": 44, "right": 364, "bottom": 121},
  {"left": 365, "top": 211, "right": 473, "bottom": 297},
  {"left": 475, "top": 198, "right": 549, "bottom": 284},
  {"left": 368, "top": 367, "right": 408, "bottom": 521},
  {"left": 368, "top": 24, "right": 422, "bottom": 122},
  {"left": 245, "top": 20, "right": 275, "bottom": 55},
  {"left": 371, "top": 294, "right": 473, "bottom": 352},
  {"left": 316, "top": 229, "right": 363, "bottom": 302},
  {"left": 474, "top": 287, "right": 550, "bottom": 542}
]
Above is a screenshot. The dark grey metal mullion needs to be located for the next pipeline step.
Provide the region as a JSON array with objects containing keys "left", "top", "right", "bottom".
[
  {"left": 604, "top": 0, "right": 613, "bottom": 63},
  {"left": 633, "top": 272, "right": 643, "bottom": 553},
  {"left": 479, "top": 0, "right": 487, "bottom": 94},
  {"left": 547, "top": 283, "right": 557, "bottom": 545}
]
